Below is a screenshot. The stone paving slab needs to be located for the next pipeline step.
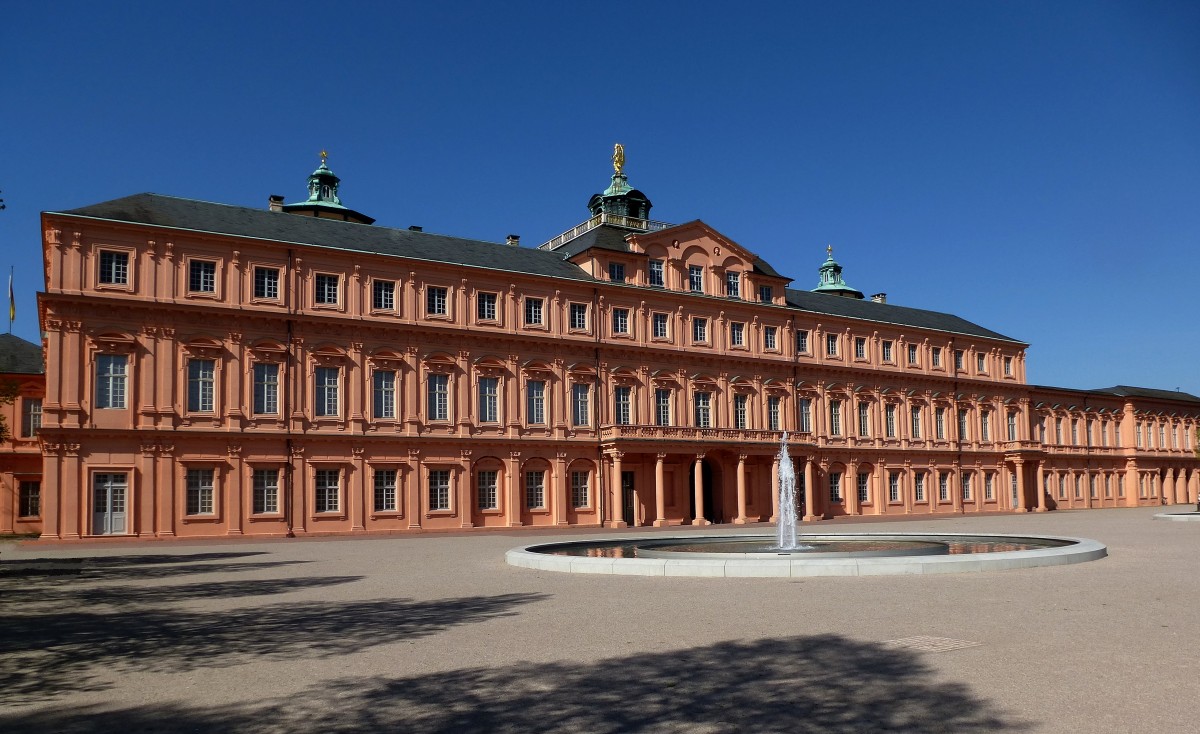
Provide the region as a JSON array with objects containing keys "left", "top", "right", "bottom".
[{"left": 0, "top": 506, "right": 1197, "bottom": 733}]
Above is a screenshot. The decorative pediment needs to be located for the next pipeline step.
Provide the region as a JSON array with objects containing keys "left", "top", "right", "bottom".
[
  {"left": 90, "top": 331, "right": 137, "bottom": 353},
  {"left": 182, "top": 336, "right": 225, "bottom": 359},
  {"left": 424, "top": 351, "right": 458, "bottom": 374},
  {"left": 521, "top": 359, "right": 554, "bottom": 375},
  {"left": 474, "top": 354, "right": 509, "bottom": 377}
]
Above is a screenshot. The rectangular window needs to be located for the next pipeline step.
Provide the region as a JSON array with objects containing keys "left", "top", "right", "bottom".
[
  {"left": 910, "top": 406, "right": 921, "bottom": 439},
  {"left": 612, "top": 308, "right": 630, "bottom": 335},
  {"left": 426, "top": 286, "right": 448, "bottom": 316},
  {"left": 768, "top": 396, "right": 780, "bottom": 431},
  {"left": 254, "top": 267, "right": 280, "bottom": 300},
  {"left": 885, "top": 404, "right": 897, "bottom": 438},
  {"left": 526, "top": 380, "right": 545, "bottom": 424},
  {"left": 763, "top": 326, "right": 778, "bottom": 350},
  {"left": 935, "top": 407, "right": 945, "bottom": 440},
  {"left": 477, "top": 470, "right": 498, "bottom": 510},
  {"left": 733, "top": 394, "right": 748, "bottom": 429},
  {"left": 609, "top": 262, "right": 626, "bottom": 283},
  {"left": 478, "top": 377, "right": 499, "bottom": 423},
  {"left": 982, "top": 408, "right": 994, "bottom": 441},
  {"left": 524, "top": 297, "right": 544, "bottom": 326},
  {"left": 959, "top": 409, "right": 970, "bottom": 441},
  {"left": 99, "top": 250, "right": 129, "bottom": 285},
  {"left": 797, "top": 330, "right": 810, "bottom": 354},
  {"left": 725, "top": 271, "right": 740, "bottom": 298},
  {"left": 648, "top": 259, "right": 665, "bottom": 287},
  {"left": 374, "top": 469, "right": 397, "bottom": 512},
  {"left": 253, "top": 363, "right": 279, "bottom": 415},
  {"left": 829, "top": 399, "right": 842, "bottom": 436},
  {"left": 915, "top": 472, "right": 926, "bottom": 502},
  {"left": 908, "top": 344, "right": 919, "bottom": 365},
  {"left": 1070, "top": 419, "right": 1078, "bottom": 445},
  {"left": 1007, "top": 412, "right": 1018, "bottom": 441},
  {"left": 799, "top": 398, "right": 812, "bottom": 432},
  {"left": 373, "top": 370, "right": 397, "bottom": 419},
  {"left": 939, "top": 473, "right": 949, "bottom": 501},
  {"left": 614, "top": 385, "right": 631, "bottom": 425},
  {"left": 1057, "top": 418, "right": 1065, "bottom": 444},
  {"left": 858, "top": 402, "right": 870, "bottom": 437},
  {"left": 882, "top": 340, "right": 893, "bottom": 362},
  {"left": 21, "top": 398, "right": 42, "bottom": 438},
  {"left": 96, "top": 354, "right": 128, "bottom": 409},
  {"left": 730, "top": 322, "right": 745, "bottom": 347},
  {"left": 185, "top": 468, "right": 215, "bottom": 515},
  {"left": 427, "top": 373, "right": 449, "bottom": 421},
  {"left": 315, "top": 274, "right": 339, "bottom": 305},
  {"left": 854, "top": 337, "right": 866, "bottom": 359},
  {"left": 571, "top": 471, "right": 589, "bottom": 508},
  {"left": 569, "top": 303, "right": 588, "bottom": 330},
  {"left": 373, "top": 280, "right": 396, "bottom": 311},
  {"left": 315, "top": 366, "right": 339, "bottom": 417},
  {"left": 189, "top": 260, "right": 217, "bottom": 293},
  {"left": 1004, "top": 356, "right": 1013, "bottom": 375},
  {"left": 477, "top": 292, "right": 497, "bottom": 321},
  {"left": 655, "top": 388, "right": 671, "bottom": 426},
  {"left": 572, "top": 383, "right": 590, "bottom": 426},
  {"left": 932, "top": 347, "right": 942, "bottom": 368},
  {"left": 694, "top": 392, "right": 712, "bottom": 428},
  {"left": 18, "top": 481, "right": 41, "bottom": 517},
  {"left": 652, "top": 313, "right": 669, "bottom": 339},
  {"left": 889, "top": 472, "right": 900, "bottom": 502},
  {"left": 692, "top": 317, "right": 708, "bottom": 343},
  {"left": 759, "top": 285, "right": 773, "bottom": 303},
  {"left": 429, "top": 469, "right": 450, "bottom": 511},
  {"left": 954, "top": 350, "right": 964, "bottom": 371},
  {"left": 962, "top": 473, "right": 972, "bottom": 501},
  {"left": 252, "top": 469, "right": 279, "bottom": 514},
  {"left": 688, "top": 265, "right": 704, "bottom": 292},
  {"left": 187, "top": 359, "right": 216, "bottom": 413},
  {"left": 826, "top": 334, "right": 838, "bottom": 357},
  {"left": 525, "top": 470, "right": 545, "bottom": 509},
  {"left": 857, "top": 472, "right": 869, "bottom": 503},
  {"left": 976, "top": 353, "right": 986, "bottom": 373},
  {"left": 829, "top": 473, "right": 842, "bottom": 502}
]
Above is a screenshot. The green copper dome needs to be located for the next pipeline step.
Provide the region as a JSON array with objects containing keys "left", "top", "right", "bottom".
[{"left": 812, "top": 246, "right": 864, "bottom": 299}]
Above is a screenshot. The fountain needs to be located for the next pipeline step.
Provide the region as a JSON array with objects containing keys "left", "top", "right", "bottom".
[{"left": 775, "top": 433, "right": 804, "bottom": 551}]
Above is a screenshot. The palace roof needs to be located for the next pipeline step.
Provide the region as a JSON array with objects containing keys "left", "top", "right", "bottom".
[{"left": 0, "top": 334, "right": 44, "bottom": 374}]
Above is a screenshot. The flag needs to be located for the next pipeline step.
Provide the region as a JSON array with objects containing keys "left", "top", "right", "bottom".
[{"left": 7, "top": 270, "right": 13, "bottom": 324}]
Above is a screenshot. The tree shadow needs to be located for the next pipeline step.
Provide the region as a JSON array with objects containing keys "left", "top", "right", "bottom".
[
  {"left": 0, "top": 574, "right": 363, "bottom": 607},
  {"left": 0, "top": 634, "right": 1033, "bottom": 733},
  {"left": 0, "top": 591, "right": 548, "bottom": 706},
  {"left": 0, "top": 552, "right": 271, "bottom": 578}
]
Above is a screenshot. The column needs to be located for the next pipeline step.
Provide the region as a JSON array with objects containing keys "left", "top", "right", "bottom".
[
  {"left": 951, "top": 464, "right": 963, "bottom": 513},
  {"left": 351, "top": 448, "right": 366, "bottom": 531},
  {"left": 692, "top": 454, "right": 708, "bottom": 525},
  {"left": 653, "top": 453, "right": 667, "bottom": 527},
  {"left": 139, "top": 444, "right": 157, "bottom": 536},
  {"left": 1014, "top": 459, "right": 1028, "bottom": 512},
  {"left": 610, "top": 452, "right": 626, "bottom": 529},
  {"left": 803, "top": 458, "right": 817, "bottom": 522},
  {"left": 734, "top": 453, "right": 748, "bottom": 524},
  {"left": 554, "top": 452, "right": 569, "bottom": 526},
  {"left": 41, "top": 446, "right": 62, "bottom": 539},
  {"left": 227, "top": 448, "right": 244, "bottom": 534},
  {"left": 407, "top": 449, "right": 423, "bottom": 529},
  {"left": 507, "top": 451, "right": 522, "bottom": 527},
  {"left": 846, "top": 460, "right": 859, "bottom": 516},
  {"left": 158, "top": 445, "right": 176, "bottom": 536},
  {"left": 459, "top": 452, "right": 474, "bottom": 528},
  {"left": 1163, "top": 470, "right": 1175, "bottom": 506},
  {"left": 1035, "top": 462, "right": 1047, "bottom": 512}
]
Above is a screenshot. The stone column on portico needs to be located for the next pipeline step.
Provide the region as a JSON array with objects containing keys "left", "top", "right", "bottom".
[
  {"left": 653, "top": 453, "right": 667, "bottom": 527},
  {"left": 734, "top": 453, "right": 748, "bottom": 524},
  {"left": 803, "top": 456, "right": 817, "bottom": 522},
  {"left": 407, "top": 448, "right": 422, "bottom": 529},
  {"left": 460, "top": 450, "right": 474, "bottom": 528},
  {"left": 846, "top": 459, "right": 859, "bottom": 516},
  {"left": 554, "top": 452, "right": 569, "bottom": 526},
  {"left": 506, "top": 451, "right": 522, "bottom": 527},
  {"left": 609, "top": 451, "right": 627, "bottom": 528},
  {"left": 1035, "top": 462, "right": 1047, "bottom": 512},
  {"left": 1014, "top": 458, "right": 1028, "bottom": 512},
  {"left": 692, "top": 453, "right": 709, "bottom": 525}
]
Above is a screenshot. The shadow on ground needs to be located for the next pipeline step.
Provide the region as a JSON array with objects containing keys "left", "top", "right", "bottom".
[{"left": 0, "top": 634, "right": 1032, "bottom": 733}]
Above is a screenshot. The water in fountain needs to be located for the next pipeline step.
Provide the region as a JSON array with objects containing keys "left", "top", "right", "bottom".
[{"left": 776, "top": 433, "right": 801, "bottom": 550}]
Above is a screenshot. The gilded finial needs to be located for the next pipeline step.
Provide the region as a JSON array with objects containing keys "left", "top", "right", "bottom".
[
  {"left": 320, "top": 149, "right": 329, "bottom": 165},
  {"left": 826, "top": 244, "right": 833, "bottom": 258},
  {"left": 612, "top": 143, "right": 625, "bottom": 175}
]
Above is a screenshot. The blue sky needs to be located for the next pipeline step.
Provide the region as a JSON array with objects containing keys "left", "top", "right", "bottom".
[{"left": 3, "top": 1, "right": 1198, "bottom": 393}]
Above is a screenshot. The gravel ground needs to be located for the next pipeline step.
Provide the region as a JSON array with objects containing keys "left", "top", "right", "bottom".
[{"left": 1, "top": 506, "right": 1197, "bottom": 733}]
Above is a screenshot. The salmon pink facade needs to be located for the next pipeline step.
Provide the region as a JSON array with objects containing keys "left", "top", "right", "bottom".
[{"left": 24, "top": 156, "right": 1200, "bottom": 540}]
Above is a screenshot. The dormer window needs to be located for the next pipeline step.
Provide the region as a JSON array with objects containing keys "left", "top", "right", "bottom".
[
  {"left": 608, "top": 262, "right": 625, "bottom": 283},
  {"left": 725, "top": 271, "right": 740, "bottom": 298},
  {"left": 759, "top": 285, "right": 773, "bottom": 303},
  {"left": 648, "top": 259, "right": 665, "bottom": 287}
]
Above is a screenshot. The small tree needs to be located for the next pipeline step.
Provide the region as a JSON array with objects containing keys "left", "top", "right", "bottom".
[{"left": 0, "top": 380, "right": 20, "bottom": 443}]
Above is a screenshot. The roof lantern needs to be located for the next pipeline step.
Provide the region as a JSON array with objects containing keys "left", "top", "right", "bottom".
[
  {"left": 281, "top": 150, "right": 375, "bottom": 225},
  {"left": 587, "top": 143, "right": 653, "bottom": 221},
  {"left": 812, "top": 245, "right": 865, "bottom": 299}
]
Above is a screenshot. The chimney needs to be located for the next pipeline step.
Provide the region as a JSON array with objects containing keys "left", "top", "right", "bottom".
[
  {"left": 506, "top": 234, "right": 521, "bottom": 247},
  {"left": 268, "top": 195, "right": 285, "bottom": 212},
  {"left": 871, "top": 293, "right": 887, "bottom": 304},
  {"left": 408, "top": 226, "right": 423, "bottom": 232}
]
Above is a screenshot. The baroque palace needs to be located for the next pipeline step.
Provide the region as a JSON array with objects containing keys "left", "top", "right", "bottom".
[{"left": 7, "top": 148, "right": 1200, "bottom": 540}]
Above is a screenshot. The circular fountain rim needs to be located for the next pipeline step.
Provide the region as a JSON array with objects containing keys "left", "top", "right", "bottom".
[
  {"left": 505, "top": 532, "right": 1107, "bottom": 577},
  {"left": 1152, "top": 511, "right": 1200, "bottom": 521}
]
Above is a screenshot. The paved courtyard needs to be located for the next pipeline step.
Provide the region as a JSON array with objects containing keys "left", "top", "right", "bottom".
[{"left": 1, "top": 506, "right": 1197, "bottom": 733}]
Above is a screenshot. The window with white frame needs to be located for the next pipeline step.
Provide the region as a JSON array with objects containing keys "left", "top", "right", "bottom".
[
  {"left": 315, "top": 274, "right": 339, "bottom": 305},
  {"left": 315, "top": 366, "right": 340, "bottom": 417},
  {"left": 1008, "top": 411, "right": 1018, "bottom": 441},
  {"left": 826, "top": 334, "right": 838, "bottom": 357},
  {"left": 910, "top": 406, "right": 922, "bottom": 439},
  {"left": 915, "top": 472, "right": 926, "bottom": 501},
  {"left": 730, "top": 322, "right": 744, "bottom": 347},
  {"left": 253, "top": 363, "right": 279, "bottom": 415},
  {"left": 373, "top": 370, "right": 397, "bottom": 419},
  {"left": 932, "top": 347, "right": 942, "bottom": 368},
  {"left": 854, "top": 337, "right": 866, "bottom": 359},
  {"left": 688, "top": 265, "right": 704, "bottom": 292},
  {"left": 652, "top": 313, "right": 669, "bottom": 339},
  {"left": 373, "top": 280, "right": 396, "bottom": 311},
  {"left": 1004, "top": 356, "right": 1013, "bottom": 375},
  {"left": 477, "top": 292, "right": 497, "bottom": 321},
  {"left": 655, "top": 388, "right": 671, "bottom": 426},
  {"left": 1056, "top": 418, "right": 1064, "bottom": 444},
  {"left": 733, "top": 393, "right": 748, "bottom": 429},
  {"left": 692, "top": 317, "right": 708, "bottom": 343},
  {"left": 524, "top": 297, "right": 544, "bottom": 326},
  {"left": 374, "top": 469, "right": 397, "bottom": 511},
  {"left": 614, "top": 385, "right": 631, "bottom": 425},
  {"left": 612, "top": 307, "right": 630, "bottom": 335},
  {"left": 526, "top": 380, "right": 545, "bottom": 424},
  {"left": 981, "top": 411, "right": 990, "bottom": 441},
  {"left": 976, "top": 353, "right": 986, "bottom": 373},
  {"left": 254, "top": 267, "right": 279, "bottom": 300},
  {"left": 1070, "top": 419, "right": 1078, "bottom": 445},
  {"left": 799, "top": 398, "right": 812, "bottom": 432},
  {"left": 908, "top": 344, "right": 919, "bottom": 365},
  {"left": 858, "top": 402, "right": 870, "bottom": 437},
  {"left": 829, "top": 472, "right": 842, "bottom": 502},
  {"left": 768, "top": 396, "right": 780, "bottom": 431},
  {"left": 889, "top": 472, "right": 901, "bottom": 502},
  {"left": 477, "top": 470, "right": 498, "bottom": 510},
  {"left": 426, "top": 286, "right": 448, "bottom": 316},
  {"left": 954, "top": 350, "right": 964, "bottom": 371},
  {"left": 694, "top": 391, "right": 712, "bottom": 428},
  {"left": 187, "top": 359, "right": 216, "bottom": 413},
  {"left": 725, "top": 271, "right": 740, "bottom": 298},
  {"left": 797, "top": 330, "right": 810, "bottom": 354},
  {"left": 882, "top": 340, "right": 893, "bottom": 362},
  {"left": 935, "top": 407, "right": 945, "bottom": 440},
  {"left": 885, "top": 404, "right": 897, "bottom": 438},
  {"left": 19, "top": 481, "right": 41, "bottom": 517},
  {"left": 764, "top": 326, "right": 777, "bottom": 350},
  {"left": 857, "top": 472, "right": 869, "bottom": 503},
  {"left": 428, "top": 469, "right": 450, "bottom": 511},
  {"left": 958, "top": 409, "right": 970, "bottom": 441},
  {"left": 962, "top": 472, "right": 972, "bottom": 501},
  {"left": 252, "top": 468, "right": 279, "bottom": 514},
  {"left": 939, "top": 472, "right": 949, "bottom": 501},
  {"left": 648, "top": 259, "right": 665, "bottom": 287},
  {"left": 759, "top": 285, "right": 773, "bottom": 303},
  {"left": 427, "top": 373, "right": 449, "bottom": 421},
  {"left": 571, "top": 471, "right": 589, "bottom": 508},
  {"left": 99, "top": 250, "right": 129, "bottom": 285},
  {"left": 478, "top": 377, "right": 499, "bottom": 423},
  {"left": 525, "top": 470, "right": 545, "bottom": 509},
  {"left": 829, "top": 399, "right": 842, "bottom": 436},
  {"left": 96, "top": 354, "right": 128, "bottom": 409},
  {"left": 185, "top": 468, "right": 215, "bottom": 515},
  {"left": 21, "top": 398, "right": 42, "bottom": 438},
  {"left": 569, "top": 303, "right": 588, "bottom": 330},
  {"left": 571, "top": 383, "right": 590, "bottom": 426},
  {"left": 609, "top": 262, "right": 626, "bottom": 283}
]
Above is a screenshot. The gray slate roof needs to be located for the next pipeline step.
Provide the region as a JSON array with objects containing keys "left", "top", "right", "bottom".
[
  {"left": 0, "top": 334, "right": 44, "bottom": 374},
  {"left": 1092, "top": 385, "right": 1200, "bottom": 404},
  {"left": 785, "top": 288, "right": 1022, "bottom": 343}
]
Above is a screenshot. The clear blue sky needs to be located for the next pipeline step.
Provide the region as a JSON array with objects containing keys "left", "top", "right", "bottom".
[{"left": 3, "top": 1, "right": 1198, "bottom": 394}]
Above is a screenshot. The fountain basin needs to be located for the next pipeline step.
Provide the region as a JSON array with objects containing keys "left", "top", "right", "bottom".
[{"left": 506, "top": 532, "right": 1106, "bottom": 577}]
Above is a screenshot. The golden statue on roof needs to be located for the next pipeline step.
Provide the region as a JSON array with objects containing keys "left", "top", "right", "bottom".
[
  {"left": 320, "top": 149, "right": 329, "bottom": 164},
  {"left": 612, "top": 143, "right": 625, "bottom": 174}
]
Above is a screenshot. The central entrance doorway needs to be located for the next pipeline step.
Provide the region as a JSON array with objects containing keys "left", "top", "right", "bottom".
[{"left": 93, "top": 472, "right": 128, "bottom": 535}]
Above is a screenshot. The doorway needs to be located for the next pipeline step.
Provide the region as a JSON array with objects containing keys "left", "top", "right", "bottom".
[
  {"left": 621, "top": 471, "right": 635, "bottom": 525},
  {"left": 93, "top": 472, "right": 128, "bottom": 535},
  {"left": 687, "top": 459, "right": 722, "bottom": 524}
]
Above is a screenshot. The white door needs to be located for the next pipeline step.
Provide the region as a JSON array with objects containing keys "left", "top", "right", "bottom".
[{"left": 93, "top": 473, "right": 128, "bottom": 535}]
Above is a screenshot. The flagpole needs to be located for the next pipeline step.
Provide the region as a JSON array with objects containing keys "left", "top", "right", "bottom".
[{"left": 8, "top": 265, "right": 13, "bottom": 334}]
